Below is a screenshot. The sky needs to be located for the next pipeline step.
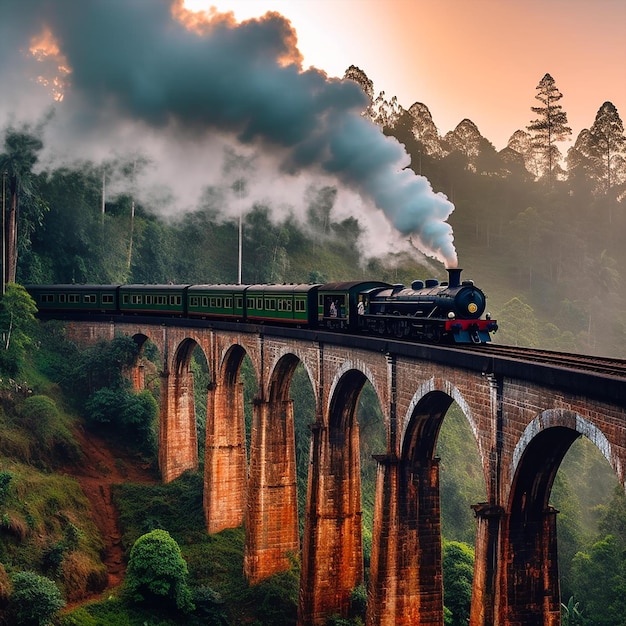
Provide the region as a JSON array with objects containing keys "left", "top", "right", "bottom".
[
  {"left": 0, "top": 0, "right": 624, "bottom": 270},
  {"left": 185, "top": 0, "right": 626, "bottom": 150}
]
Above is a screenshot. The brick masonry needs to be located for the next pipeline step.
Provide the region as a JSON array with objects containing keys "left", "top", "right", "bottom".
[{"left": 63, "top": 320, "right": 626, "bottom": 626}]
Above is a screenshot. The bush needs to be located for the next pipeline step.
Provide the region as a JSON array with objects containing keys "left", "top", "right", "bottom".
[
  {"left": 85, "top": 387, "right": 157, "bottom": 453},
  {"left": 8, "top": 570, "right": 65, "bottom": 625},
  {"left": 19, "top": 395, "right": 59, "bottom": 446},
  {"left": 124, "top": 528, "right": 194, "bottom": 613}
]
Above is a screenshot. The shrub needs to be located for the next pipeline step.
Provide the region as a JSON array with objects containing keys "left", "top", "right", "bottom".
[
  {"left": 8, "top": 570, "right": 65, "bottom": 626},
  {"left": 124, "top": 528, "right": 194, "bottom": 613},
  {"left": 19, "top": 395, "right": 59, "bottom": 446}
]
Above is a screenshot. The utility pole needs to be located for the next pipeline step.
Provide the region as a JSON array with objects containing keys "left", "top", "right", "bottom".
[{"left": 1, "top": 170, "right": 5, "bottom": 296}]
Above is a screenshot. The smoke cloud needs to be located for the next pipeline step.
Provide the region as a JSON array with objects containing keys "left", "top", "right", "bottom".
[{"left": 0, "top": 0, "right": 457, "bottom": 266}]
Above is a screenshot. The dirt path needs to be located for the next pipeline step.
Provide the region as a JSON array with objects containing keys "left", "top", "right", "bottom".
[{"left": 65, "top": 424, "right": 157, "bottom": 593}]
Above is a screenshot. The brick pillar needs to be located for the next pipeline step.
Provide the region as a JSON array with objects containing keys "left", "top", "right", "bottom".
[
  {"left": 244, "top": 398, "right": 299, "bottom": 584},
  {"left": 298, "top": 421, "right": 364, "bottom": 625},
  {"left": 158, "top": 368, "right": 198, "bottom": 483},
  {"left": 125, "top": 362, "right": 145, "bottom": 391},
  {"left": 367, "top": 454, "right": 400, "bottom": 626},
  {"left": 469, "top": 503, "right": 504, "bottom": 626},
  {"left": 204, "top": 381, "right": 247, "bottom": 533},
  {"left": 500, "top": 506, "right": 561, "bottom": 625},
  {"left": 367, "top": 456, "right": 443, "bottom": 625}
]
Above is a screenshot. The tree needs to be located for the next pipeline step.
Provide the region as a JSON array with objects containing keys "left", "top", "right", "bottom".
[
  {"left": 124, "top": 528, "right": 194, "bottom": 613},
  {"left": 8, "top": 571, "right": 65, "bottom": 626},
  {"left": 0, "top": 283, "right": 37, "bottom": 375},
  {"left": 496, "top": 297, "right": 540, "bottom": 347},
  {"left": 586, "top": 102, "right": 626, "bottom": 195},
  {"left": 0, "top": 127, "right": 45, "bottom": 285},
  {"left": 571, "top": 534, "right": 626, "bottom": 625},
  {"left": 442, "top": 541, "right": 474, "bottom": 626},
  {"left": 527, "top": 74, "right": 572, "bottom": 182},
  {"left": 407, "top": 102, "right": 443, "bottom": 158}
]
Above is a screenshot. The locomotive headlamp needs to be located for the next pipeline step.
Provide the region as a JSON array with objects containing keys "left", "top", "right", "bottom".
[
  {"left": 486, "top": 313, "right": 491, "bottom": 320},
  {"left": 448, "top": 311, "right": 455, "bottom": 319},
  {"left": 467, "top": 303, "right": 478, "bottom": 314}
]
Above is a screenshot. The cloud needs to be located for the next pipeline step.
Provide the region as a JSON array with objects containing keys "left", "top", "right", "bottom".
[{"left": 0, "top": 0, "right": 457, "bottom": 266}]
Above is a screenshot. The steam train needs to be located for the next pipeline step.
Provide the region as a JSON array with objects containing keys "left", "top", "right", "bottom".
[{"left": 25, "top": 268, "right": 497, "bottom": 344}]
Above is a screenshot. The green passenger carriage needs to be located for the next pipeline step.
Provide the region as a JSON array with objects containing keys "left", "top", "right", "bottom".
[
  {"left": 187, "top": 284, "right": 246, "bottom": 319},
  {"left": 245, "top": 284, "right": 319, "bottom": 325},
  {"left": 24, "top": 284, "right": 119, "bottom": 313},
  {"left": 118, "top": 285, "right": 189, "bottom": 316}
]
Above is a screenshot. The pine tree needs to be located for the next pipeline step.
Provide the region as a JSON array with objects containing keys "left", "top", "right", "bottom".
[
  {"left": 527, "top": 73, "right": 572, "bottom": 182},
  {"left": 587, "top": 101, "right": 626, "bottom": 194}
]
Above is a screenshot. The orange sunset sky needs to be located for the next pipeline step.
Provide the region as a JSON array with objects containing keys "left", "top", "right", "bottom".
[{"left": 185, "top": 0, "right": 626, "bottom": 150}]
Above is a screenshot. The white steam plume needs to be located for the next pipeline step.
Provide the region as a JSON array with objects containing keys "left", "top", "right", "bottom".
[{"left": 0, "top": 0, "right": 457, "bottom": 266}]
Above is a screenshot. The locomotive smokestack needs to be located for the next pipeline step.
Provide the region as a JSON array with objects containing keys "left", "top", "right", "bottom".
[{"left": 447, "top": 268, "right": 462, "bottom": 288}]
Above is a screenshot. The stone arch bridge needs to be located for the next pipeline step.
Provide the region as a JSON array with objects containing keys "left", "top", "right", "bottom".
[{"left": 63, "top": 317, "right": 626, "bottom": 626}]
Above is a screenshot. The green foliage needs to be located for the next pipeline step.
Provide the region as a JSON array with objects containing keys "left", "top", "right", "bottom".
[
  {"left": 437, "top": 405, "right": 486, "bottom": 544},
  {"left": 125, "top": 528, "right": 194, "bottom": 613},
  {"left": 561, "top": 595, "right": 584, "bottom": 626},
  {"left": 18, "top": 395, "right": 59, "bottom": 446},
  {"left": 113, "top": 472, "right": 206, "bottom": 550},
  {"left": 247, "top": 567, "right": 299, "bottom": 625},
  {"left": 571, "top": 534, "right": 626, "bottom": 625},
  {"left": 0, "top": 283, "right": 37, "bottom": 375},
  {"left": 8, "top": 570, "right": 65, "bottom": 626},
  {"left": 0, "top": 471, "right": 13, "bottom": 505},
  {"left": 74, "top": 335, "right": 140, "bottom": 399},
  {"left": 84, "top": 387, "right": 157, "bottom": 454},
  {"left": 442, "top": 541, "right": 474, "bottom": 626},
  {"left": 496, "top": 297, "right": 539, "bottom": 347}
]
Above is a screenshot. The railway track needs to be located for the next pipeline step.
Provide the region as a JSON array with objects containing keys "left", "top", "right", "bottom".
[{"left": 468, "top": 344, "right": 626, "bottom": 378}]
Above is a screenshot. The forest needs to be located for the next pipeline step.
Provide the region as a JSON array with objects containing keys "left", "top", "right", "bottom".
[{"left": 0, "top": 66, "right": 624, "bottom": 624}]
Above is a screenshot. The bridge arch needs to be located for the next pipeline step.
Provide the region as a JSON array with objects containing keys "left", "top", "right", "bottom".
[
  {"left": 204, "top": 343, "right": 250, "bottom": 535},
  {"left": 500, "top": 409, "right": 588, "bottom": 625},
  {"left": 327, "top": 359, "right": 384, "bottom": 428},
  {"left": 512, "top": 408, "right": 623, "bottom": 488},
  {"left": 158, "top": 336, "right": 202, "bottom": 482},
  {"left": 244, "top": 351, "right": 303, "bottom": 582},
  {"left": 299, "top": 363, "right": 377, "bottom": 625}
]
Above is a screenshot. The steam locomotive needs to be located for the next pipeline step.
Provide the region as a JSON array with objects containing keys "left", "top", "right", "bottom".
[{"left": 25, "top": 268, "right": 497, "bottom": 344}]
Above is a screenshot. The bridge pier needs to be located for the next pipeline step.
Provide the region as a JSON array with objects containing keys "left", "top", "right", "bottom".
[
  {"left": 367, "top": 456, "right": 443, "bottom": 625},
  {"left": 204, "top": 381, "right": 247, "bottom": 533},
  {"left": 500, "top": 505, "right": 561, "bottom": 625},
  {"left": 298, "top": 420, "right": 364, "bottom": 626},
  {"left": 244, "top": 397, "right": 300, "bottom": 584},
  {"left": 158, "top": 368, "right": 199, "bottom": 483},
  {"left": 470, "top": 503, "right": 504, "bottom": 626}
]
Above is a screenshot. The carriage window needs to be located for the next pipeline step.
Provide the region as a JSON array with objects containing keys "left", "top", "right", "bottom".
[
  {"left": 68, "top": 294, "right": 80, "bottom": 303},
  {"left": 84, "top": 294, "right": 96, "bottom": 303},
  {"left": 265, "top": 298, "right": 276, "bottom": 311},
  {"left": 145, "top": 295, "right": 153, "bottom": 305},
  {"left": 170, "top": 295, "right": 181, "bottom": 306},
  {"left": 102, "top": 294, "right": 114, "bottom": 304},
  {"left": 190, "top": 296, "right": 199, "bottom": 307},
  {"left": 41, "top": 294, "right": 54, "bottom": 303},
  {"left": 236, "top": 297, "right": 243, "bottom": 308},
  {"left": 59, "top": 294, "right": 66, "bottom": 303},
  {"left": 123, "top": 294, "right": 129, "bottom": 304},
  {"left": 209, "top": 297, "right": 217, "bottom": 307},
  {"left": 202, "top": 296, "right": 208, "bottom": 307},
  {"left": 256, "top": 297, "right": 263, "bottom": 309},
  {"left": 295, "top": 299, "right": 306, "bottom": 312},
  {"left": 131, "top": 295, "right": 143, "bottom": 304},
  {"left": 278, "top": 298, "right": 292, "bottom": 311},
  {"left": 225, "top": 297, "right": 232, "bottom": 308}
]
